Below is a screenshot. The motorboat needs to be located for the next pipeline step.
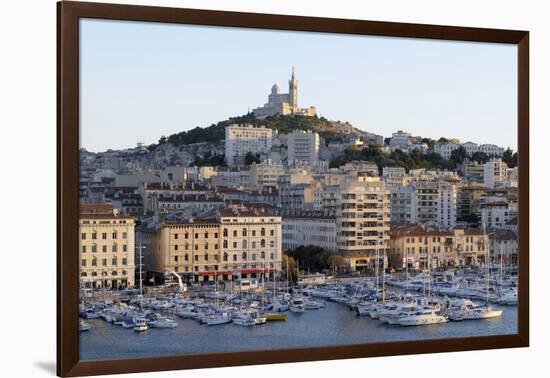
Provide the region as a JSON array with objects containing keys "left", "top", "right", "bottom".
[
  {"left": 289, "top": 296, "right": 305, "bottom": 313},
  {"left": 150, "top": 317, "right": 178, "bottom": 328},
  {"left": 133, "top": 317, "right": 149, "bottom": 332},
  {"left": 207, "top": 313, "right": 232, "bottom": 326},
  {"left": 79, "top": 320, "right": 91, "bottom": 332},
  {"left": 396, "top": 309, "right": 448, "bottom": 326}
]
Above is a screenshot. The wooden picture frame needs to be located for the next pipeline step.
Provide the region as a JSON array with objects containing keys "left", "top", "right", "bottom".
[{"left": 57, "top": 1, "right": 529, "bottom": 376}]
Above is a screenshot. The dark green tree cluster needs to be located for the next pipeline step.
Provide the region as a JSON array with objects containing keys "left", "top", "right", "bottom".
[
  {"left": 153, "top": 113, "right": 355, "bottom": 149},
  {"left": 286, "top": 245, "right": 346, "bottom": 272},
  {"left": 157, "top": 113, "right": 257, "bottom": 147},
  {"left": 329, "top": 144, "right": 455, "bottom": 172},
  {"left": 190, "top": 151, "right": 227, "bottom": 167},
  {"left": 501, "top": 148, "right": 518, "bottom": 168}
]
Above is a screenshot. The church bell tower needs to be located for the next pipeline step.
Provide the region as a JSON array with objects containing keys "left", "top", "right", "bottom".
[{"left": 288, "top": 66, "right": 298, "bottom": 114}]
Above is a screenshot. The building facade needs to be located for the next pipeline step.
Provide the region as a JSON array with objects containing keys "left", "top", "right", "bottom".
[
  {"left": 287, "top": 130, "right": 320, "bottom": 164},
  {"left": 281, "top": 211, "right": 337, "bottom": 252},
  {"left": 140, "top": 208, "right": 282, "bottom": 282},
  {"left": 336, "top": 177, "right": 391, "bottom": 270},
  {"left": 79, "top": 205, "right": 136, "bottom": 289},
  {"left": 388, "top": 224, "right": 489, "bottom": 269},
  {"left": 224, "top": 124, "right": 275, "bottom": 166}
]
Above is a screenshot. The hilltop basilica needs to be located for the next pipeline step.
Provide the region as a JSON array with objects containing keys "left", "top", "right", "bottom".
[{"left": 252, "top": 67, "right": 317, "bottom": 119}]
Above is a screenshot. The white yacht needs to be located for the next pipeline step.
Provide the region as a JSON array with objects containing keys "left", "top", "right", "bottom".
[
  {"left": 207, "top": 313, "right": 232, "bottom": 326},
  {"left": 396, "top": 309, "right": 448, "bottom": 326},
  {"left": 150, "top": 317, "right": 178, "bottom": 328},
  {"left": 289, "top": 296, "right": 305, "bottom": 313}
]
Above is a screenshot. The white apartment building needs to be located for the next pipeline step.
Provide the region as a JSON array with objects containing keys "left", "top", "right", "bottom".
[
  {"left": 249, "top": 161, "right": 286, "bottom": 189},
  {"left": 382, "top": 166, "right": 407, "bottom": 188},
  {"left": 484, "top": 158, "right": 509, "bottom": 189},
  {"left": 336, "top": 177, "right": 391, "bottom": 270},
  {"left": 437, "top": 181, "right": 457, "bottom": 228},
  {"left": 225, "top": 124, "right": 275, "bottom": 166},
  {"left": 435, "top": 141, "right": 505, "bottom": 160},
  {"left": 390, "top": 186, "right": 418, "bottom": 223},
  {"left": 434, "top": 143, "right": 460, "bottom": 160},
  {"left": 287, "top": 130, "right": 320, "bottom": 164},
  {"left": 282, "top": 211, "right": 337, "bottom": 252}
]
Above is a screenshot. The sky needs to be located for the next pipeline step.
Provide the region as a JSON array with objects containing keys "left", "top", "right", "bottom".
[{"left": 80, "top": 19, "right": 517, "bottom": 153}]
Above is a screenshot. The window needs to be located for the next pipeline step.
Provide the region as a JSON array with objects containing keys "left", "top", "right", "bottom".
[
  {"left": 82, "top": 245, "right": 86, "bottom": 253},
  {"left": 122, "top": 258, "right": 127, "bottom": 265},
  {"left": 195, "top": 244, "right": 199, "bottom": 250},
  {"left": 223, "top": 229, "right": 228, "bottom": 237},
  {"left": 102, "top": 259, "right": 107, "bottom": 266},
  {"left": 122, "top": 245, "right": 127, "bottom": 252},
  {"left": 122, "top": 232, "right": 127, "bottom": 239},
  {"left": 242, "top": 228, "right": 247, "bottom": 237},
  {"left": 233, "top": 242, "right": 237, "bottom": 248},
  {"left": 233, "top": 254, "right": 237, "bottom": 262},
  {"left": 92, "top": 232, "right": 97, "bottom": 240},
  {"left": 91, "top": 245, "right": 97, "bottom": 253},
  {"left": 243, "top": 240, "right": 247, "bottom": 249},
  {"left": 223, "top": 253, "right": 228, "bottom": 262},
  {"left": 233, "top": 230, "right": 237, "bottom": 237},
  {"left": 185, "top": 232, "right": 189, "bottom": 239},
  {"left": 81, "top": 259, "right": 86, "bottom": 267},
  {"left": 261, "top": 239, "right": 266, "bottom": 248},
  {"left": 112, "top": 257, "right": 117, "bottom": 265},
  {"left": 81, "top": 233, "right": 86, "bottom": 240},
  {"left": 102, "top": 233, "right": 107, "bottom": 240},
  {"left": 174, "top": 244, "right": 178, "bottom": 251},
  {"left": 261, "top": 228, "right": 265, "bottom": 236},
  {"left": 112, "top": 232, "right": 117, "bottom": 239},
  {"left": 194, "top": 255, "right": 198, "bottom": 261},
  {"left": 261, "top": 251, "right": 265, "bottom": 259},
  {"left": 112, "top": 245, "right": 117, "bottom": 252},
  {"left": 205, "top": 254, "right": 209, "bottom": 261},
  {"left": 92, "top": 258, "right": 97, "bottom": 266},
  {"left": 174, "top": 256, "right": 178, "bottom": 262},
  {"left": 205, "top": 232, "right": 209, "bottom": 238},
  {"left": 252, "top": 230, "right": 256, "bottom": 237},
  {"left": 174, "top": 233, "right": 179, "bottom": 239},
  {"left": 270, "top": 229, "right": 274, "bottom": 236},
  {"left": 242, "top": 252, "right": 247, "bottom": 260},
  {"left": 195, "top": 233, "right": 198, "bottom": 239},
  {"left": 102, "top": 245, "right": 107, "bottom": 253}
]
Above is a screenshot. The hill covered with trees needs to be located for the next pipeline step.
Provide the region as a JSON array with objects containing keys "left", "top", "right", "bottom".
[{"left": 152, "top": 113, "right": 366, "bottom": 149}]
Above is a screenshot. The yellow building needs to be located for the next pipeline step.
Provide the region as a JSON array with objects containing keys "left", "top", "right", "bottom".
[
  {"left": 79, "top": 204, "right": 135, "bottom": 289},
  {"left": 388, "top": 224, "right": 489, "bottom": 269},
  {"left": 140, "top": 208, "right": 282, "bottom": 283}
]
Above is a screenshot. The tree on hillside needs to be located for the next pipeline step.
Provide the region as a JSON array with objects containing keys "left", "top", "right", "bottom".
[
  {"left": 450, "top": 146, "right": 468, "bottom": 165},
  {"left": 471, "top": 151, "right": 490, "bottom": 164},
  {"left": 502, "top": 148, "right": 518, "bottom": 168}
]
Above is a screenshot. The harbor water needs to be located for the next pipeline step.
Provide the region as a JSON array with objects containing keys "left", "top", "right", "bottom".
[{"left": 80, "top": 301, "right": 516, "bottom": 360}]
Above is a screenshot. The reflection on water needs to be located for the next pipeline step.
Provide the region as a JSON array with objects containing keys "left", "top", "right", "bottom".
[{"left": 80, "top": 302, "right": 517, "bottom": 360}]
